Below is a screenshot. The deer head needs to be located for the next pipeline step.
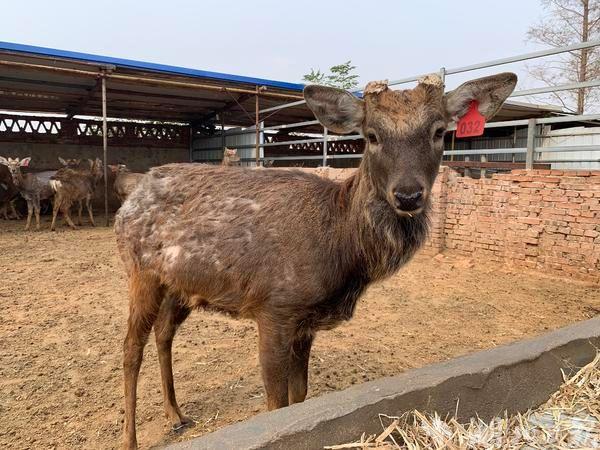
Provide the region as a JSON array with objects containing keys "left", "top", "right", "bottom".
[
  {"left": 58, "top": 157, "right": 81, "bottom": 168},
  {"left": 92, "top": 158, "right": 104, "bottom": 182},
  {"left": 0, "top": 156, "right": 31, "bottom": 183},
  {"left": 109, "top": 164, "right": 129, "bottom": 174},
  {"left": 304, "top": 72, "right": 517, "bottom": 216},
  {"left": 223, "top": 148, "right": 241, "bottom": 165}
]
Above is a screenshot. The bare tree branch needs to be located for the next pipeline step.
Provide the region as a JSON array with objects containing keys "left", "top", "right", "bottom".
[{"left": 527, "top": 0, "right": 600, "bottom": 113}]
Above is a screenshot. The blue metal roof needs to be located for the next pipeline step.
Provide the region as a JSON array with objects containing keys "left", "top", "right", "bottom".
[{"left": 0, "top": 41, "right": 305, "bottom": 92}]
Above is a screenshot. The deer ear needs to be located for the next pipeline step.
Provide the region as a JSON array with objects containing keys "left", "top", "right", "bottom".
[
  {"left": 304, "top": 85, "right": 364, "bottom": 134},
  {"left": 445, "top": 72, "right": 517, "bottom": 121},
  {"left": 0, "top": 156, "right": 8, "bottom": 166},
  {"left": 19, "top": 157, "right": 31, "bottom": 167},
  {"left": 58, "top": 157, "right": 67, "bottom": 166}
]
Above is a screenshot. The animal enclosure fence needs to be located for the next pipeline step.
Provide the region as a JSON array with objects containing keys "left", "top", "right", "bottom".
[
  {"left": 193, "top": 39, "right": 600, "bottom": 172},
  {"left": 0, "top": 114, "right": 190, "bottom": 147}
]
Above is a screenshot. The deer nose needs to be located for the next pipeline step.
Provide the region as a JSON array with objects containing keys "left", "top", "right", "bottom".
[{"left": 393, "top": 187, "right": 424, "bottom": 212}]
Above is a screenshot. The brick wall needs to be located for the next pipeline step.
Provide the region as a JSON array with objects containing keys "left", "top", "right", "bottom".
[
  {"left": 296, "top": 166, "right": 600, "bottom": 282},
  {"left": 427, "top": 167, "right": 600, "bottom": 283}
]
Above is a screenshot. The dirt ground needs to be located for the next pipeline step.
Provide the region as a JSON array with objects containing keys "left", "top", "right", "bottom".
[{"left": 0, "top": 217, "right": 598, "bottom": 450}]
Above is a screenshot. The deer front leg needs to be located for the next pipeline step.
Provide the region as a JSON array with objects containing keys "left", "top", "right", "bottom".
[
  {"left": 51, "top": 194, "right": 62, "bottom": 231},
  {"left": 154, "top": 295, "right": 192, "bottom": 430},
  {"left": 33, "top": 196, "right": 41, "bottom": 231},
  {"left": 288, "top": 334, "right": 314, "bottom": 404},
  {"left": 77, "top": 200, "right": 83, "bottom": 226},
  {"left": 257, "top": 319, "right": 291, "bottom": 410},
  {"left": 24, "top": 200, "right": 33, "bottom": 231},
  {"left": 122, "top": 272, "right": 162, "bottom": 450}
]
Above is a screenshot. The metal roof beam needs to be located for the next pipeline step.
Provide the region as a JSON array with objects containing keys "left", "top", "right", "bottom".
[{"left": 199, "top": 93, "right": 254, "bottom": 123}]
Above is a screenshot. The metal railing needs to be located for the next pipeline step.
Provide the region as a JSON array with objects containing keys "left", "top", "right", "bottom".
[{"left": 194, "top": 40, "right": 600, "bottom": 170}]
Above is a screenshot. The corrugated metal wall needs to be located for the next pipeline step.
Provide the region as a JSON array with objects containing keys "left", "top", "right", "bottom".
[
  {"left": 444, "top": 127, "right": 528, "bottom": 163},
  {"left": 539, "top": 126, "right": 600, "bottom": 169},
  {"left": 192, "top": 126, "right": 262, "bottom": 167}
]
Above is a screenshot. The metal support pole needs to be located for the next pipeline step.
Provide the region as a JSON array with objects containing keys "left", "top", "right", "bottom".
[
  {"left": 220, "top": 114, "right": 226, "bottom": 154},
  {"left": 512, "top": 125, "right": 517, "bottom": 163},
  {"left": 439, "top": 67, "right": 446, "bottom": 85},
  {"left": 464, "top": 156, "right": 471, "bottom": 178},
  {"left": 101, "top": 76, "right": 109, "bottom": 227},
  {"left": 255, "top": 87, "right": 260, "bottom": 166},
  {"left": 322, "top": 127, "right": 328, "bottom": 167},
  {"left": 526, "top": 118, "right": 536, "bottom": 170},
  {"left": 480, "top": 154, "right": 487, "bottom": 178},
  {"left": 188, "top": 125, "right": 194, "bottom": 162}
]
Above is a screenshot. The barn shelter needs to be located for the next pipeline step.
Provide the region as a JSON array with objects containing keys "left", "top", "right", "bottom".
[{"left": 0, "top": 41, "right": 314, "bottom": 220}]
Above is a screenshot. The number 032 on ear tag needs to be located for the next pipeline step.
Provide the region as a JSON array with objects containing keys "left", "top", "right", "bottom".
[{"left": 456, "top": 100, "right": 485, "bottom": 138}]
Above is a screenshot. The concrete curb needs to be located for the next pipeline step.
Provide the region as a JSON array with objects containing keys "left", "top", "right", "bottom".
[{"left": 167, "top": 317, "right": 600, "bottom": 450}]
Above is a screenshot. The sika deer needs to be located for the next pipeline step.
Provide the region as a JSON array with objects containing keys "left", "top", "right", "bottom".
[
  {"left": 115, "top": 72, "right": 517, "bottom": 449},
  {"left": 50, "top": 158, "right": 103, "bottom": 230},
  {"left": 0, "top": 164, "right": 21, "bottom": 220},
  {"left": 221, "top": 147, "right": 241, "bottom": 166},
  {"left": 110, "top": 164, "right": 145, "bottom": 203},
  {"left": 58, "top": 157, "right": 82, "bottom": 169},
  {"left": 0, "top": 157, "right": 53, "bottom": 230}
]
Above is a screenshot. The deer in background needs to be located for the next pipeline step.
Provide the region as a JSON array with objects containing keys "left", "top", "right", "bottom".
[
  {"left": 221, "top": 147, "right": 241, "bottom": 166},
  {"left": 109, "top": 164, "right": 145, "bottom": 204},
  {"left": 115, "top": 72, "right": 517, "bottom": 449},
  {"left": 50, "top": 158, "right": 103, "bottom": 230},
  {"left": 0, "top": 164, "right": 21, "bottom": 220},
  {"left": 58, "top": 157, "right": 82, "bottom": 169},
  {"left": 0, "top": 157, "right": 54, "bottom": 230}
]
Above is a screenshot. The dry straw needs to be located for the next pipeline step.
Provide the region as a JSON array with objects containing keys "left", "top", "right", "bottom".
[{"left": 325, "top": 353, "right": 599, "bottom": 450}]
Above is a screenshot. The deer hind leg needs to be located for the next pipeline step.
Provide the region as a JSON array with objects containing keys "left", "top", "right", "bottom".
[
  {"left": 122, "top": 272, "right": 162, "bottom": 450},
  {"left": 60, "top": 200, "right": 77, "bottom": 230},
  {"left": 86, "top": 195, "right": 95, "bottom": 226},
  {"left": 0, "top": 204, "right": 7, "bottom": 220},
  {"left": 288, "top": 334, "right": 314, "bottom": 404},
  {"left": 257, "top": 317, "right": 292, "bottom": 410},
  {"left": 154, "top": 294, "right": 192, "bottom": 430}
]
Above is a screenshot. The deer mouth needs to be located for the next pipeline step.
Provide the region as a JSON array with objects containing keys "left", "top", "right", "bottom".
[{"left": 395, "top": 206, "right": 424, "bottom": 218}]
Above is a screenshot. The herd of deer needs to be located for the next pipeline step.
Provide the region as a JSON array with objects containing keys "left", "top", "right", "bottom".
[
  {"left": 0, "top": 74, "right": 518, "bottom": 449},
  {"left": 0, "top": 147, "right": 246, "bottom": 231}
]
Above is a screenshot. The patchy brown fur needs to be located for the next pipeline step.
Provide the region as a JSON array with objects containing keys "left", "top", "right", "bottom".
[{"left": 115, "top": 72, "right": 516, "bottom": 449}]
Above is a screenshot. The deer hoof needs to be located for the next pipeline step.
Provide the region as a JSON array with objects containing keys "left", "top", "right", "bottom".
[{"left": 171, "top": 415, "right": 193, "bottom": 432}]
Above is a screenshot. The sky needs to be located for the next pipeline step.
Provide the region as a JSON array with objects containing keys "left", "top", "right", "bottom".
[{"left": 1, "top": 0, "right": 547, "bottom": 91}]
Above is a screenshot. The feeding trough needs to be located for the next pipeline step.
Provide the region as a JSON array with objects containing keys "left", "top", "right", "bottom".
[{"left": 167, "top": 317, "right": 600, "bottom": 450}]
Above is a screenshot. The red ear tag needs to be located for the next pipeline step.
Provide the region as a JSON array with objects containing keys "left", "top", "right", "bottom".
[{"left": 456, "top": 100, "right": 485, "bottom": 138}]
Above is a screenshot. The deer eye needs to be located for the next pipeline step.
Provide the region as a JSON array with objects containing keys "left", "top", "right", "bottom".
[
  {"left": 366, "top": 131, "right": 379, "bottom": 145},
  {"left": 433, "top": 126, "right": 446, "bottom": 140}
]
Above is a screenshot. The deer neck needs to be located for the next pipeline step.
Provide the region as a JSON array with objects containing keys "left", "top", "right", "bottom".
[
  {"left": 12, "top": 170, "right": 25, "bottom": 190},
  {"left": 338, "top": 158, "right": 430, "bottom": 281}
]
